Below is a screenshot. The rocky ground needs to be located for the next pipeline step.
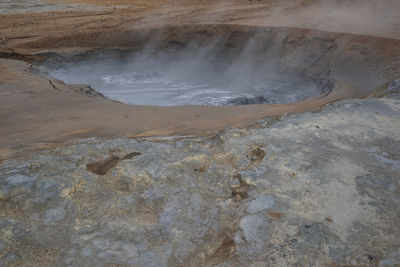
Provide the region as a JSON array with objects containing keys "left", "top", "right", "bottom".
[{"left": 1, "top": 81, "right": 399, "bottom": 266}]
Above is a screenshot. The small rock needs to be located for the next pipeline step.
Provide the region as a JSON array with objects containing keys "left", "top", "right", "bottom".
[
  {"left": 239, "top": 214, "right": 270, "bottom": 253},
  {"left": 247, "top": 195, "right": 275, "bottom": 213},
  {"left": 230, "top": 178, "right": 240, "bottom": 187},
  {"left": 0, "top": 241, "right": 6, "bottom": 252},
  {"left": 44, "top": 207, "right": 65, "bottom": 225}
]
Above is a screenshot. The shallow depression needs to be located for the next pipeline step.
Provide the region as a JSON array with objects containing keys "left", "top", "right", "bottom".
[{"left": 37, "top": 45, "right": 324, "bottom": 106}]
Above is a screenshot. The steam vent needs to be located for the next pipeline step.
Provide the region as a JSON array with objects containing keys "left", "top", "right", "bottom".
[{"left": 1, "top": 0, "right": 400, "bottom": 266}]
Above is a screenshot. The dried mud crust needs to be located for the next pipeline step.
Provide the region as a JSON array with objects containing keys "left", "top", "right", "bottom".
[
  {"left": 86, "top": 152, "right": 142, "bottom": 175},
  {"left": 0, "top": 93, "right": 399, "bottom": 265}
]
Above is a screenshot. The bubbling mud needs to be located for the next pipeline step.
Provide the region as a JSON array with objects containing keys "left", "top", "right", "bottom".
[{"left": 39, "top": 47, "right": 323, "bottom": 106}]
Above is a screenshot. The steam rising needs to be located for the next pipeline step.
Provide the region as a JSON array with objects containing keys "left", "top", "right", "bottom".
[
  {"left": 41, "top": 42, "right": 322, "bottom": 106},
  {"left": 254, "top": 0, "right": 400, "bottom": 39}
]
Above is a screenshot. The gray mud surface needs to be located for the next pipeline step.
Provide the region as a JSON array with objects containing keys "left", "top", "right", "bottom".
[{"left": 37, "top": 48, "right": 324, "bottom": 106}]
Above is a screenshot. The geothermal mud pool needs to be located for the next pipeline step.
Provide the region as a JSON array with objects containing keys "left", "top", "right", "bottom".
[
  {"left": 37, "top": 48, "right": 323, "bottom": 106},
  {"left": 32, "top": 24, "right": 399, "bottom": 107}
]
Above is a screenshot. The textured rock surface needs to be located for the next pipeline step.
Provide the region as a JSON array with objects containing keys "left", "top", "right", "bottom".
[{"left": 1, "top": 93, "right": 400, "bottom": 266}]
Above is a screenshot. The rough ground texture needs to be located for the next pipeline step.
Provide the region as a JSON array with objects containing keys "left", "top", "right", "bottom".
[{"left": 1, "top": 89, "right": 399, "bottom": 266}]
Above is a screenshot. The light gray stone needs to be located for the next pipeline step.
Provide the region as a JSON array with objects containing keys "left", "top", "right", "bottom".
[
  {"left": 247, "top": 195, "right": 275, "bottom": 213},
  {"left": 0, "top": 93, "right": 399, "bottom": 265}
]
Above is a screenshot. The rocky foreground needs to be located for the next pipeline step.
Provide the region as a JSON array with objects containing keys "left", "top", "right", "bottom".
[{"left": 0, "top": 82, "right": 399, "bottom": 266}]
